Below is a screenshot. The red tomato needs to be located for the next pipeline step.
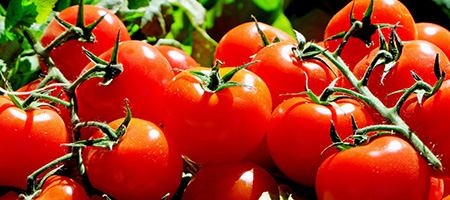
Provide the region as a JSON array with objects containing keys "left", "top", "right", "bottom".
[
  {"left": 181, "top": 162, "right": 279, "bottom": 200},
  {"left": 400, "top": 80, "right": 450, "bottom": 178},
  {"left": 416, "top": 22, "right": 450, "bottom": 59},
  {"left": 76, "top": 40, "right": 174, "bottom": 136},
  {"left": 164, "top": 67, "right": 272, "bottom": 164},
  {"left": 214, "top": 21, "right": 297, "bottom": 68},
  {"left": 248, "top": 41, "right": 339, "bottom": 108},
  {"left": 315, "top": 136, "right": 432, "bottom": 200},
  {"left": 267, "top": 96, "right": 373, "bottom": 187},
  {"left": 82, "top": 118, "right": 183, "bottom": 200},
  {"left": 0, "top": 96, "right": 69, "bottom": 190},
  {"left": 41, "top": 5, "right": 131, "bottom": 81},
  {"left": 352, "top": 40, "right": 450, "bottom": 108},
  {"left": 324, "top": 0, "right": 417, "bottom": 69},
  {"left": 429, "top": 177, "right": 444, "bottom": 200},
  {"left": 155, "top": 45, "right": 200, "bottom": 75}
]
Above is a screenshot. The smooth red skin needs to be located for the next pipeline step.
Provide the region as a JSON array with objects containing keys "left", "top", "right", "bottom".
[
  {"left": 267, "top": 96, "right": 373, "bottom": 187},
  {"left": 416, "top": 22, "right": 450, "bottom": 60},
  {"left": 248, "top": 41, "right": 339, "bottom": 108},
  {"left": 82, "top": 118, "right": 183, "bottom": 200},
  {"left": 214, "top": 22, "right": 297, "bottom": 68},
  {"left": 352, "top": 40, "right": 450, "bottom": 109},
  {"left": 324, "top": 0, "right": 417, "bottom": 70},
  {"left": 429, "top": 177, "right": 444, "bottom": 200},
  {"left": 400, "top": 80, "right": 450, "bottom": 178},
  {"left": 164, "top": 67, "right": 272, "bottom": 164},
  {"left": 76, "top": 40, "right": 174, "bottom": 132},
  {"left": 315, "top": 136, "right": 432, "bottom": 200},
  {"left": 40, "top": 5, "right": 131, "bottom": 81},
  {"left": 181, "top": 162, "right": 279, "bottom": 200},
  {"left": 155, "top": 45, "right": 200, "bottom": 75},
  {"left": 0, "top": 96, "right": 69, "bottom": 190}
]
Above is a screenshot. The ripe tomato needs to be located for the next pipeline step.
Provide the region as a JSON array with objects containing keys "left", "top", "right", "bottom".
[
  {"left": 76, "top": 40, "right": 174, "bottom": 135},
  {"left": 400, "top": 79, "right": 450, "bottom": 178},
  {"left": 155, "top": 45, "right": 200, "bottom": 75},
  {"left": 0, "top": 96, "right": 69, "bottom": 190},
  {"left": 351, "top": 40, "right": 450, "bottom": 108},
  {"left": 248, "top": 41, "right": 339, "bottom": 108},
  {"left": 181, "top": 162, "right": 279, "bottom": 200},
  {"left": 214, "top": 21, "right": 297, "bottom": 68},
  {"left": 324, "top": 0, "right": 417, "bottom": 69},
  {"left": 164, "top": 67, "right": 272, "bottom": 164},
  {"left": 416, "top": 22, "right": 450, "bottom": 59},
  {"left": 429, "top": 177, "right": 444, "bottom": 200},
  {"left": 315, "top": 136, "right": 432, "bottom": 200},
  {"left": 82, "top": 118, "right": 183, "bottom": 200},
  {"left": 41, "top": 5, "right": 131, "bottom": 81},
  {"left": 267, "top": 96, "right": 373, "bottom": 187}
]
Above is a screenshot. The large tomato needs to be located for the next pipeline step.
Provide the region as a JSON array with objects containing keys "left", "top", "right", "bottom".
[
  {"left": 76, "top": 40, "right": 174, "bottom": 137},
  {"left": 315, "top": 136, "right": 432, "bottom": 200},
  {"left": 181, "top": 162, "right": 279, "bottom": 200},
  {"left": 213, "top": 21, "right": 297, "bottom": 68},
  {"left": 352, "top": 40, "right": 450, "bottom": 108},
  {"left": 0, "top": 96, "right": 69, "bottom": 190},
  {"left": 416, "top": 22, "right": 450, "bottom": 59},
  {"left": 164, "top": 67, "right": 272, "bottom": 164},
  {"left": 400, "top": 79, "right": 450, "bottom": 178},
  {"left": 267, "top": 96, "right": 373, "bottom": 187},
  {"left": 324, "top": 0, "right": 417, "bottom": 69},
  {"left": 41, "top": 5, "right": 131, "bottom": 81},
  {"left": 82, "top": 118, "right": 183, "bottom": 200},
  {"left": 248, "top": 41, "right": 339, "bottom": 108},
  {"left": 155, "top": 45, "right": 200, "bottom": 75}
]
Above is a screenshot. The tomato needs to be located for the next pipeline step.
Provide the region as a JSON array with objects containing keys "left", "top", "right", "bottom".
[
  {"left": 41, "top": 5, "right": 131, "bottom": 81},
  {"left": 164, "top": 67, "right": 272, "bottom": 164},
  {"left": 267, "top": 96, "right": 373, "bottom": 187},
  {"left": 181, "top": 162, "right": 279, "bottom": 200},
  {"left": 0, "top": 96, "right": 69, "bottom": 190},
  {"left": 416, "top": 22, "right": 450, "bottom": 59},
  {"left": 82, "top": 118, "right": 183, "bottom": 200},
  {"left": 351, "top": 40, "right": 450, "bottom": 108},
  {"left": 155, "top": 45, "right": 200, "bottom": 75},
  {"left": 76, "top": 40, "right": 174, "bottom": 136},
  {"left": 324, "top": 0, "right": 417, "bottom": 69},
  {"left": 315, "top": 136, "right": 432, "bottom": 200},
  {"left": 429, "top": 177, "right": 444, "bottom": 200},
  {"left": 248, "top": 41, "right": 339, "bottom": 108},
  {"left": 400, "top": 80, "right": 450, "bottom": 178},
  {"left": 213, "top": 21, "right": 297, "bottom": 68}
]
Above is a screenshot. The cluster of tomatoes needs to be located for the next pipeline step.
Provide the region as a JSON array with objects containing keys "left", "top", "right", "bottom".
[{"left": 3, "top": 0, "right": 450, "bottom": 199}]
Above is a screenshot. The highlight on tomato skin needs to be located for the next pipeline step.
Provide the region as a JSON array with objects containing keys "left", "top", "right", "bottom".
[{"left": 416, "top": 22, "right": 450, "bottom": 59}]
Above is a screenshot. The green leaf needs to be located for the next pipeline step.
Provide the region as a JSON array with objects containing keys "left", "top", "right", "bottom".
[
  {"left": 139, "top": 0, "right": 174, "bottom": 38},
  {"left": 169, "top": 0, "right": 206, "bottom": 26},
  {"left": 92, "top": 0, "right": 124, "bottom": 13},
  {"left": 5, "top": 0, "right": 38, "bottom": 29},
  {"left": 32, "top": 0, "right": 58, "bottom": 23}
]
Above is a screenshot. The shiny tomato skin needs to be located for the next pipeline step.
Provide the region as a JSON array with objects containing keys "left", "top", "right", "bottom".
[
  {"left": 352, "top": 40, "right": 450, "bottom": 108},
  {"left": 416, "top": 22, "right": 450, "bottom": 59},
  {"left": 181, "top": 162, "right": 279, "bottom": 200},
  {"left": 214, "top": 22, "right": 297, "bottom": 68},
  {"left": 164, "top": 67, "right": 272, "bottom": 165},
  {"left": 76, "top": 40, "right": 174, "bottom": 133},
  {"left": 248, "top": 41, "right": 339, "bottom": 108},
  {"left": 0, "top": 96, "right": 69, "bottom": 190},
  {"left": 155, "top": 45, "right": 200, "bottom": 75},
  {"left": 324, "top": 0, "right": 417, "bottom": 69},
  {"left": 82, "top": 118, "right": 183, "bottom": 200},
  {"left": 400, "top": 80, "right": 450, "bottom": 178},
  {"left": 41, "top": 5, "right": 131, "bottom": 81},
  {"left": 36, "top": 175, "right": 90, "bottom": 200},
  {"left": 315, "top": 136, "right": 431, "bottom": 200},
  {"left": 267, "top": 96, "right": 373, "bottom": 187}
]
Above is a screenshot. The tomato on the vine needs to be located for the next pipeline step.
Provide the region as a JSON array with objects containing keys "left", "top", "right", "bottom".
[
  {"left": 267, "top": 96, "right": 373, "bottom": 187},
  {"left": 416, "top": 22, "right": 450, "bottom": 59},
  {"left": 214, "top": 21, "right": 297, "bottom": 68},
  {"left": 76, "top": 40, "right": 174, "bottom": 136},
  {"left": 0, "top": 96, "right": 69, "bottom": 190},
  {"left": 315, "top": 136, "right": 432, "bottom": 200},
  {"left": 41, "top": 5, "right": 131, "bottom": 81},
  {"left": 324, "top": 0, "right": 417, "bottom": 69},
  {"left": 82, "top": 118, "right": 183, "bottom": 200},
  {"left": 164, "top": 67, "right": 272, "bottom": 164},
  {"left": 181, "top": 162, "right": 279, "bottom": 200},
  {"left": 155, "top": 45, "right": 200, "bottom": 75}
]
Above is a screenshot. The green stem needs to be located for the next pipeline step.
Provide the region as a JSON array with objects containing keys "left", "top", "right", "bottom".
[
  {"left": 392, "top": 81, "right": 433, "bottom": 114},
  {"left": 42, "top": 26, "right": 83, "bottom": 58},
  {"left": 73, "top": 121, "right": 118, "bottom": 141},
  {"left": 360, "top": 50, "right": 392, "bottom": 86},
  {"left": 333, "top": 21, "right": 363, "bottom": 58}
]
